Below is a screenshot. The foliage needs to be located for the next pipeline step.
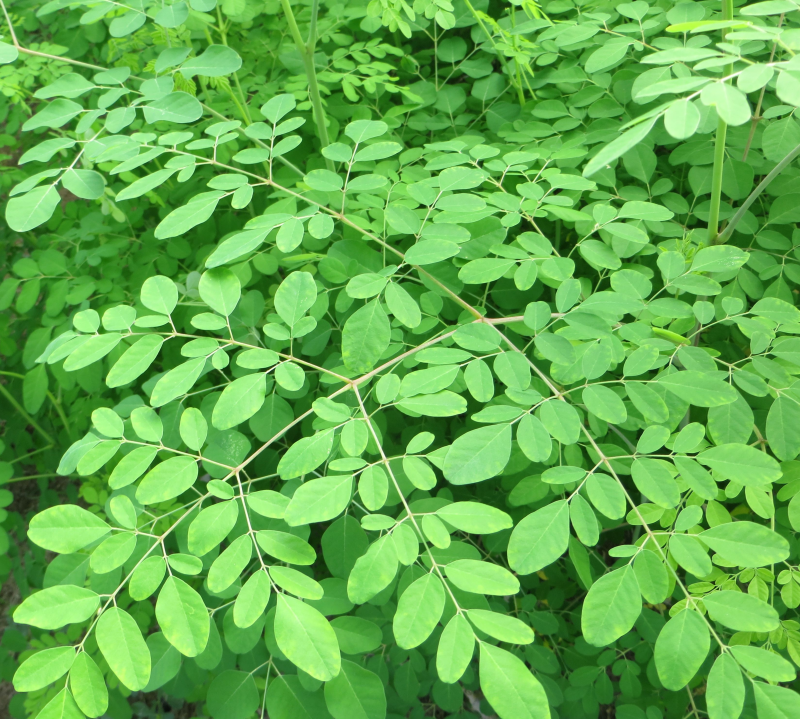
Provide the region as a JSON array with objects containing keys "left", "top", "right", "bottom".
[{"left": 2, "top": 0, "right": 800, "bottom": 717}]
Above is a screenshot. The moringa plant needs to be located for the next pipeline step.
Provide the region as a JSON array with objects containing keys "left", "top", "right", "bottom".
[{"left": 2, "top": 0, "right": 800, "bottom": 718}]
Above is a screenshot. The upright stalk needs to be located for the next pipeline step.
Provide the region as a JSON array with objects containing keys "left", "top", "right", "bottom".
[
  {"left": 707, "top": 0, "right": 734, "bottom": 244},
  {"left": 707, "top": 116, "right": 727, "bottom": 243},
  {"left": 280, "top": 0, "right": 334, "bottom": 171},
  {"left": 464, "top": 0, "right": 524, "bottom": 107},
  {"left": 717, "top": 141, "right": 800, "bottom": 243}
]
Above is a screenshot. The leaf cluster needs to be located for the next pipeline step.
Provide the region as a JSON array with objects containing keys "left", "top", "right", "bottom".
[{"left": 3, "top": 0, "right": 800, "bottom": 718}]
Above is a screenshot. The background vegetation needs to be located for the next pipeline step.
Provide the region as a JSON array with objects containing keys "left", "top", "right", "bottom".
[{"left": 1, "top": 0, "right": 800, "bottom": 718}]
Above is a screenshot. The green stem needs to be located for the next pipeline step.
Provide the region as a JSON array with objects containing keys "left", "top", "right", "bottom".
[
  {"left": 717, "top": 141, "right": 800, "bottom": 244},
  {"left": 213, "top": 9, "right": 253, "bottom": 125},
  {"left": 47, "top": 391, "right": 72, "bottom": 440},
  {"left": 280, "top": 0, "right": 333, "bottom": 171},
  {"left": 707, "top": 0, "right": 734, "bottom": 244},
  {"left": 707, "top": 115, "right": 728, "bottom": 244},
  {"left": 2, "top": 473, "right": 59, "bottom": 483},
  {"left": 10, "top": 445, "right": 53, "bottom": 464},
  {"left": 742, "top": 14, "right": 783, "bottom": 161},
  {"left": 0, "top": 381, "right": 54, "bottom": 444},
  {"left": 464, "top": 0, "right": 523, "bottom": 107}
]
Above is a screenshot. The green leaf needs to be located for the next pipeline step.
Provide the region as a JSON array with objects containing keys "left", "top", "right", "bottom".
[
  {"left": 13, "top": 646, "right": 75, "bottom": 692},
  {"left": 69, "top": 653, "right": 108, "bottom": 718},
  {"left": 508, "top": 500, "right": 570, "bottom": 574},
  {"left": 208, "top": 535, "right": 252, "bottom": 593},
  {"left": 582, "top": 566, "right": 641, "bottom": 646},
  {"left": 583, "top": 385, "right": 627, "bottom": 423},
  {"left": 479, "top": 643, "right": 550, "bottom": 719},
  {"left": 62, "top": 169, "right": 105, "bottom": 200},
  {"left": 275, "top": 271, "right": 317, "bottom": 326},
  {"left": 697, "top": 443, "right": 782, "bottom": 486},
  {"left": 348, "top": 535, "right": 398, "bottom": 603},
  {"left": 36, "top": 689, "right": 84, "bottom": 719},
  {"left": 212, "top": 372, "right": 267, "bottom": 430},
  {"left": 586, "top": 473, "right": 627, "bottom": 520},
  {"left": 256, "top": 530, "right": 316, "bottom": 564},
  {"left": 284, "top": 475, "right": 353, "bottom": 526},
  {"left": 690, "top": 245, "right": 749, "bottom": 273},
  {"left": 331, "top": 616, "right": 381, "bottom": 654},
  {"left": 324, "top": 660, "right": 386, "bottom": 719},
  {"left": 699, "top": 521, "right": 789, "bottom": 567},
  {"left": 154, "top": 1, "right": 189, "bottom": 27},
  {"left": 443, "top": 424, "right": 512, "bottom": 485},
  {"left": 6, "top": 185, "right": 61, "bottom": 232},
  {"left": 107, "top": 335, "right": 164, "bottom": 388},
  {"left": 136, "top": 456, "right": 199, "bottom": 505},
  {"left": 406, "top": 239, "right": 461, "bottom": 265},
  {"left": 539, "top": 399, "right": 581, "bottom": 445},
  {"left": 28, "top": 505, "right": 110, "bottom": 553},
  {"left": 267, "top": 675, "right": 331, "bottom": 719},
  {"left": 109, "top": 446, "right": 158, "bottom": 490},
  {"left": 730, "top": 645, "right": 795, "bottom": 683},
  {"left": 436, "top": 613, "right": 475, "bottom": 684},
  {"left": 0, "top": 40, "right": 19, "bottom": 64},
  {"left": 393, "top": 573, "right": 446, "bottom": 648},
  {"left": 396, "top": 391, "right": 467, "bottom": 417},
  {"left": 143, "top": 92, "right": 203, "bottom": 124},
  {"left": 570, "top": 493, "right": 599, "bottom": 546},
  {"left": 584, "top": 117, "right": 657, "bottom": 178},
  {"left": 468, "top": 609, "right": 534, "bottom": 644},
  {"left": 150, "top": 357, "right": 206, "bottom": 407},
  {"left": 144, "top": 632, "right": 182, "bottom": 691},
  {"left": 96, "top": 607, "right": 151, "bottom": 690},
  {"left": 23, "top": 98, "right": 83, "bottom": 130},
  {"left": 275, "top": 595, "right": 341, "bottom": 681},
  {"left": 753, "top": 682, "right": 800, "bottom": 719},
  {"left": 654, "top": 609, "right": 710, "bottom": 690},
  {"left": 444, "top": 559, "right": 519, "bottom": 595},
  {"left": 233, "top": 571, "right": 271, "bottom": 627},
  {"left": 669, "top": 534, "right": 711, "bottom": 578},
  {"left": 207, "top": 670, "right": 260, "bottom": 719},
  {"left": 156, "top": 576, "right": 210, "bottom": 656},
  {"left": 435, "top": 501, "right": 512, "bottom": 534},
  {"left": 180, "top": 407, "right": 208, "bottom": 451},
  {"left": 109, "top": 9, "right": 146, "bottom": 36},
  {"left": 633, "top": 550, "right": 669, "bottom": 604},
  {"left": 181, "top": 45, "right": 243, "bottom": 77},
  {"left": 762, "top": 116, "right": 800, "bottom": 162},
  {"left": 672, "top": 456, "right": 717, "bottom": 501},
  {"left": 385, "top": 282, "right": 421, "bottom": 328},
  {"left": 657, "top": 371, "right": 737, "bottom": 407},
  {"left": 130, "top": 556, "right": 167, "bottom": 601},
  {"left": 270, "top": 566, "right": 323, "bottom": 599},
  {"left": 702, "top": 590, "right": 780, "bottom": 631},
  {"left": 700, "top": 82, "right": 752, "bottom": 126},
  {"left": 199, "top": 267, "right": 241, "bottom": 316},
  {"left": 625, "top": 383, "right": 669, "bottom": 423},
  {"left": 188, "top": 500, "right": 239, "bottom": 556},
  {"left": 63, "top": 333, "right": 123, "bottom": 371},
  {"left": 141, "top": 276, "right": 178, "bottom": 315},
  {"left": 631, "top": 459, "right": 681, "bottom": 509},
  {"left": 276, "top": 218, "right": 305, "bottom": 252},
  {"left": 91, "top": 533, "right": 136, "bottom": 573},
  {"left": 155, "top": 192, "right": 223, "bottom": 239},
  {"left": 664, "top": 99, "right": 701, "bottom": 139},
  {"left": 342, "top": 300, "right": 391, "bottom": 373},
  {"left": 278, "top": 429, "right": 335, "bottom": 479},
  {"left": 706, "top": 653, "right": 744, "bottom": 719},
  {"left": 246, "top": 490, "right": 290, "bottom": 519},
  {"left": 516, "top": 414, "right": 552, "bottom": 462}
]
